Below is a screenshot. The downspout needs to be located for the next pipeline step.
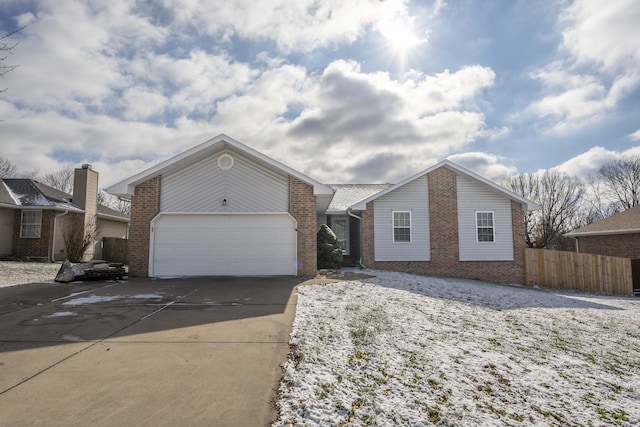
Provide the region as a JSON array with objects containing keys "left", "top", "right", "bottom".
[
  {"left": 347, "top": 207, "right": 366, "bottom": 269},
  {"left": 51, "top": 210, "right": 69, "bottom": 262}
]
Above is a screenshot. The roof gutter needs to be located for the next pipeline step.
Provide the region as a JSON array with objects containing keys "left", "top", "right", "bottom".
[
  {"left": 565, "top": 228, "right": 640, "bottom": 238},
  {"left": 97, "top": 212, "right": 130, "bottom": 223}
]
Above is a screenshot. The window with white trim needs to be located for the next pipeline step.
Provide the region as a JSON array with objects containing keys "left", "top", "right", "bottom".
[
  {"left": 476, "top": 211, "right": 494, "bottom": 242},
  {"left": 21, "top": 210, "right": 42, "bottom": 238},
  {"left": 393, "top": 211, "right": 411, "bottom": 242}
]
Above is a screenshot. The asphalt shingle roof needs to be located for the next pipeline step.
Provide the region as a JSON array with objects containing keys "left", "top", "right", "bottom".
[
  {"left": 567, "top": 205, "right": 640, "bottom": 236},
  {"left": 0, "top": 178, "right": 129, "bottom": 221},
  {"left": 327, "top": 184, "right": 392, "bottom": 213},
  {"left": 2, "top": 179, "right": 55, "bottom": 206}
]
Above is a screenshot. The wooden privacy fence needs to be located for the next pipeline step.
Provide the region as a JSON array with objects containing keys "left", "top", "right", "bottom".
[
  {"left": 525, "top": 248, "right": 633, "bottom": 296},
  {"left": 102, "top": 237, "right": 128, "bottom": 264}
]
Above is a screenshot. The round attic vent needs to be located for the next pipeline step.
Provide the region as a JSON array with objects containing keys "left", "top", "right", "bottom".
[{"left": 218, "top": 154, "right": 234, "bottom": 171}]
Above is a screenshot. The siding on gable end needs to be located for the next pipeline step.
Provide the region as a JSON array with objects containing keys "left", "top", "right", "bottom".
[
  {"left": 374, "top": 175, "right": 429, "bottom": 261},
  {"left": 457, "top": 174, "right": 514, "bottom": 261},
  {"left": 161, "top": 150, "right": 289, "bottom": 213}
]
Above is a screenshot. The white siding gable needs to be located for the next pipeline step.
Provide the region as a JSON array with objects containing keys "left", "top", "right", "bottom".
[
  {"left": 161, "top": 149, "right": 289, "bottom": 213},
  {"left": 374, "top": 175, "right": 430, "bottom": 261},
  {"left": 457, "top": 175, "right": 514, "bottom": 261}
]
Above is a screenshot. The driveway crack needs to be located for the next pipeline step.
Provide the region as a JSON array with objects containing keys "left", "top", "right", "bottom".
[{"left": 0, "top": 288, "right": 200, "bottom": 396}]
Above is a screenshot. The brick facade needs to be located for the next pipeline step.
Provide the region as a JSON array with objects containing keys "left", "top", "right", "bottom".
[
  {"left": 289, "top": 176, "right": 317, "bottom": 276},
  {"left": 576, "top": 234, "right": 640, "bottom": 259},
  {"left": 12, "top": 210, "right": 56, "bottom": 261},
  {"left": 128, "top": 176, "right": 161, "bottom": 277},
  {"left": 361, "top": 166, "right": 527, "bottom": 284}
]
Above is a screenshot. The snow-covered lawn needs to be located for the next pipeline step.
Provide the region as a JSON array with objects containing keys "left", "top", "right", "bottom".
[
  {"left": 274, "top": 270, "right": 640, "bottom": 426},
  {"left": 0, "top": 261, "right": 60, "bottom": 287}
]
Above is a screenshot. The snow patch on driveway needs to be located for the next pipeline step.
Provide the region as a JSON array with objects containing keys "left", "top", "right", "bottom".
[
  {"left": 62, "top": 295, "right": 123, "bottom": 305},
  {"left": 62, "top": 294, "right": 164, "bottom": 306},
  {"left": 46, "top": 311, "right": 77, "bottom": 318},
  {"left": 274, "top": 270, "right": 640, "bottom": 426}
]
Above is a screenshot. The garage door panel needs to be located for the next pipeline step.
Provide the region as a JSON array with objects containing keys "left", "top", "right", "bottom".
[{"left": 151, "top": 214, "right": 296, "bottom": 276}]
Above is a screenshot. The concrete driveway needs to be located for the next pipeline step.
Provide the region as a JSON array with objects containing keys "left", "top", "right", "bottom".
[{"left": 0, "top": 276, "right": 302, "bottom": 426}]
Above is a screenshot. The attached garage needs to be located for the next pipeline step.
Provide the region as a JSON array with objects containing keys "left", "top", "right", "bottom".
[
  {"left": 107, "top": 134, "right": 334, "bottom": 278},
  {"left": 150, "top": 213, "right": 297, "bottom": 276}
]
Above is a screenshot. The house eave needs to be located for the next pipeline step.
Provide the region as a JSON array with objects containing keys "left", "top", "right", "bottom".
[
  {"left": 565, "top": 228, "right": 640, "bottom": 238},
  {"left": 97, "top": 212, "right": 130, "bottom": 223},
  {"left": 107, "top": 134, "right": 334, "bottom": 198},
  {"left": 350, "top": 159, "right": 540, "bottom": 211}
]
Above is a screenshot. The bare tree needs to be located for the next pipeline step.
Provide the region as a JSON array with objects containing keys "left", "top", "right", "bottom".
[
  {"left": 0, "top": 156, "right": 17, "bottom": 177},
  {"left": 39, "top": 167, "right": 74, "bottom": 194},
  {"left": 580, "top": 176, "right": 620, "bottom": 225},
  {"left": 61, "top": 213, "right": 101, "bottom": 262},
  {"left": 502, "top": 170, "right": 585, "bottom": 250},
  {"left": 598, "top": 155, "right": 640, "bottom": 211},
  {"left": 98, "top": 189, "right": 131, "bottom": 214},
  {"left": 1, "top": 27, "right": 23, "bottom": 92}
]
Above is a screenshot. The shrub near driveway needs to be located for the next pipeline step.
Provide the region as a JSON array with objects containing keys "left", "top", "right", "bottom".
[
  {"left": 0, "top": 261, "right": 61, "bottom": 287},
  {"left": 275, "top": 271, "right": 640, "bottom": 426}
]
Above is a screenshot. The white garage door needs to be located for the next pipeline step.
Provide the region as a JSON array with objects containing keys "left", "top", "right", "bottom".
[{"left": 151, "top": 213, "right": 297, "bottom": 276}]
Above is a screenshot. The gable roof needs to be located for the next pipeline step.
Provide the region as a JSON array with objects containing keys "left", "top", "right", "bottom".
[
  {"left": 107, "top": 134, "right": 335, "bottom": 200},
  {"left": 351, "top": 159, "right": 540, "bottom": 211},
  {"left": 566, "top": 205, "right": 640, "bottom": 237},
  {"left": 1, "top": 179, "right": 82, "bottom": 211},
  {"left": 326, "top": 184, "right": 392, "bottom": 214},
  {"left": 0, "top": 178, "right": 130, "bottom": 222},
  {"left": 97, "top": 204, "right": 130, "bottom": 222}
]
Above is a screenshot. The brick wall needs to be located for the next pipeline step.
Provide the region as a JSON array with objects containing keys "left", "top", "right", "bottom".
[
  {"left": 577, "top": 234, "right": 640, "bottom": 259},
  {"left": 128, "top": 176, "right": 161, "bottom": 277},
  {"left": 289, "top": 176, "right": 317, "bottom": 276},
  {"left": 12, "top": 210, "right": 56, "bottom": 261},
  {"left": 361, "top": 202, "right": 375, "bottom": 268},
  {"left": 362, "top": 167, "right": 528, "bottom": 284}
]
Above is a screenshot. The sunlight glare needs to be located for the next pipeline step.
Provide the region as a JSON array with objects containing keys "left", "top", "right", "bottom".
[{"left": 380, "top": 23, "right": 422, "bottom": 56}]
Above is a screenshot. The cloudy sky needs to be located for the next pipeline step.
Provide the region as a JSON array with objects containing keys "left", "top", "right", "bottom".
[{"left": 1, "top": 0, "right": 639, "bottom": 188}]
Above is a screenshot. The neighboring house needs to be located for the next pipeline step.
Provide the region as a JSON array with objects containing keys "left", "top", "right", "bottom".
[
  {"left": 108, "top": 134, "right": 539, "bottom": 284},
  {"left": 0, "top": 165, "right": 130, "bottom": 262},
  {"left": 565, "top": 206, "right": 640, "bottom": 258}
]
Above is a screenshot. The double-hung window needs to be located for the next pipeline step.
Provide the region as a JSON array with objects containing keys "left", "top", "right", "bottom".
[
  {"left": 393, "top": 211, "right": 411, "bottom": 243},
  {"left": 21, "top": 210, "right": 42, "bottom": 238},
  {"left": 476, "top": 211, "right": 494, "bottom": 242}
]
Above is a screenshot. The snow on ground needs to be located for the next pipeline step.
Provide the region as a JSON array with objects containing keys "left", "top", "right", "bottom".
[
  {"left": 0, "top": 261, "right": 60, "bottom": 287},
  {"left": 274, "top": 270, "right": 640, "bottom": 426}
]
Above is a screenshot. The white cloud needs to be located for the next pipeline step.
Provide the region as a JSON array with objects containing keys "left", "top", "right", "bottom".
[
  {"left": 446, "top": 152, "right": 517, "bottom": 182},
  {"left": 282, "top": 60, "right": 496, "bottom": 182},
  {"left": 628, "top": 130, "right": 640, "bottom": 141},
  {"left": 4, "top": 2, "right": 167, "bottom": 113},
  {"left": 549, "top": 145, "right": 640, "bottom": 180},
  {"left": 121, "top": 88, "right": 169, "bottom": 121},
  {"left": 162, "top": 0, "right": 391, "bottom": 53},
  {"left": 561, "top": 0, "right": 640, "bottom": 72},
  {"left": 551, "top": 146, "right": 619, "bottom": 178},
  {"left": 0, "top": 0, "right": 497, "bottom": 186},
  {"left": 527, "top": 0, "right": 640, "bottom": 132}
]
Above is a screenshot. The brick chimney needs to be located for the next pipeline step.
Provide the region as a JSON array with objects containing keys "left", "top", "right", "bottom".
[{"left": 73, "top": 164, "right": 99, "bottom": 260}]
